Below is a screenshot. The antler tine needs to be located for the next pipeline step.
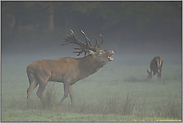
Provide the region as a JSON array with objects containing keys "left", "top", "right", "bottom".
[
  {"left": 84, "top": 51, "right": 87, "bottom": 56},
  {"left": 62, "top": 29, "right": 97, "bottom": 56},
  {"left": 73, "top": 49, "right": 87, "bottom": 56},
  {"left": 73, "top": 50, "right": 85, "bottom": 56},
  {"left": 74, "top": 47, "right": 82, "bottom": 50},
  {"left": 61, "top": 29, "right": 75, "bottom": 46},
  {"left": 98, "top": 34, "right": 103, "bottom": 49},
  {"left": 61, "top": 42, "right": 70, "bottom": 46},
  {"left": 62, "top": 30, "right": 85, "bottom": 47},
  {"left": 70, "top": 29, "right": 75, "bottom": 37},
  {"left": 94, "top": 36, "right": 98, "bottom": 48},
  {"left": 81, "top": 30, "right": 92, "bottom": 46}
]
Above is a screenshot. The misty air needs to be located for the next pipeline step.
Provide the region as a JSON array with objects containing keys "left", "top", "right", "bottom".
[{"left": 1, "top": 1, "right": 182, "bottom": 122}]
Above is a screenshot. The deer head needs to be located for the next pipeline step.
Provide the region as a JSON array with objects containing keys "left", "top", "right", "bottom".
[{"left": 62, "top": 29, "right": 114, "bottom": 66}]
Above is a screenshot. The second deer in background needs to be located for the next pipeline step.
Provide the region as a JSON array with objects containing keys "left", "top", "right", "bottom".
[{"left": 147, "top": 56, "right": 163, "bottom": 81}]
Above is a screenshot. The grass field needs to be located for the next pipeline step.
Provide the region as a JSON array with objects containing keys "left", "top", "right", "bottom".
[{"left": 1, "top": 53, "right": 182, "bottom": 122}]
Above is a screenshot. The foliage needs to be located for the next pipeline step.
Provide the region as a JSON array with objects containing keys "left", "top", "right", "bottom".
[{"left": 2, "top": 1, "right": 181, "bottom": 41}]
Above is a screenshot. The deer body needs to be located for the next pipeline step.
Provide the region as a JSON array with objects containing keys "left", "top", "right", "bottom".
[
  {"left": 27, "top": 30, "right": 114, "bottom": 108},
  {"left": 147, "top": 56, "right": 163, "bottom": 81}
]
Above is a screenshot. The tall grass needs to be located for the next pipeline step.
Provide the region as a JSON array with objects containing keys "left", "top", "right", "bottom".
[
  {"left": 42, "top": 84, "right": 61, "bottom": 111},
  {"left": 30, "top": 85, "right": 181, "bottom": 120},
  {"left": 153, "top": 95, "right": 182, "bottom": 119},
  {"left": 27, "top": 86, "right": 136, "bottom": 116}
]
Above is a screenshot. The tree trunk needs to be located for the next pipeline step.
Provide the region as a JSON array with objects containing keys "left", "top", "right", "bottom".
[{"left": 48, "top": 3, "right": 54, "bottom": 32}]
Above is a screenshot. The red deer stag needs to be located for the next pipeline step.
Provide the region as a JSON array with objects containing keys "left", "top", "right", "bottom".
[
  {"left": 26, "top": 29, "right": 114, "bottom": 108},
  {"left": 147, "top": 56, "right": 163, "bottom": 81}
]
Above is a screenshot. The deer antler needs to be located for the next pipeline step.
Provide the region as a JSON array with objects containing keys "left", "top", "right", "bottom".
[
  {"left": 81, "top": 30, "right": 92, "bottom": 46},
  {"left": 93, "top": 35, "right": 103, "bottom": 48},
  {"left": 62, "top": 29, "right": 96, "bottom": 56},
  {"left": 98, "top": 34, "right": 103, "bottom": 49},
  {"left": 94, "top": 36, "right": 99, "bottom": 48},
  {"left": 61, "top": 29, "right": 104, "bottom": 56}
]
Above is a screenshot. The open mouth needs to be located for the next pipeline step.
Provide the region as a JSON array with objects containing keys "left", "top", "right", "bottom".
[{"left": 108, "top": 50, "right": 114, "bottom": 61}]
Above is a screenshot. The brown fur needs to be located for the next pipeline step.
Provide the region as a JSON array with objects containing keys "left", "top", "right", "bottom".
[{"left": 147, "top": 56, "right": 163, "bottom": 81}]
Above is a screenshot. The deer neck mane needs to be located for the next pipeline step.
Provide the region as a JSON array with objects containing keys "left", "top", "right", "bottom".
[{"left": 77, "top": 54, "right": 102, "bottom": 75}]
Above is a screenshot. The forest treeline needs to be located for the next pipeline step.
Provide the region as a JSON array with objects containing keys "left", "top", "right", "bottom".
[{"left": 2, "top": 1, "right": 182, "bottom": 46}]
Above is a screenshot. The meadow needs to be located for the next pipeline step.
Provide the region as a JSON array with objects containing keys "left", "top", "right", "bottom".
[{"left": 1, "top": 53, "right": 182, "bottom": 122}]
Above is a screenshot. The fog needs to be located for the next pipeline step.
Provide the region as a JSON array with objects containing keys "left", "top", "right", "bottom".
[
  {"left": 2, "top": 32, "right": 181, "bottom": 66},
  {"left": 1, "top": 2, "right": 182, "bottom": 121}
]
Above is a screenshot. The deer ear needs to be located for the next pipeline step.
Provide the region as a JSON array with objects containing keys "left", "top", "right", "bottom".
[{"left": 88, "top": 50, "right": 95, "bottom": 55}]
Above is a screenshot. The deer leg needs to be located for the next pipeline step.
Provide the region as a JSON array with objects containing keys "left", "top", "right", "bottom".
[
  {"left": 27, "top": 74, "right": 38, "bottom": 108},
  {"left": 36, "top": 79, "right": 48, "bottom": 104},
  {"left": 147, "top": 69, "right": 153, "bottom": 81},
  {"left": 58, "top": 83, "right": 70, "bottom": 105},
  {"left": 27, "top": 81, "right": 38, "bottom": 108},
  {"left": 69, "top": 85, "right": 74, "bottom": 105},
  {"left": 157, "top": 71, "right": 161, "bottom": 81}
]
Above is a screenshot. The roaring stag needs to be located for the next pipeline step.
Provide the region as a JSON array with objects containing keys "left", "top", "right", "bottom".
[
  {"left": 147, "top": 56, "right": 163, "bottom": 81},
  {"left": 26, "top": 30, "right": 114, "bottom": 108}
]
